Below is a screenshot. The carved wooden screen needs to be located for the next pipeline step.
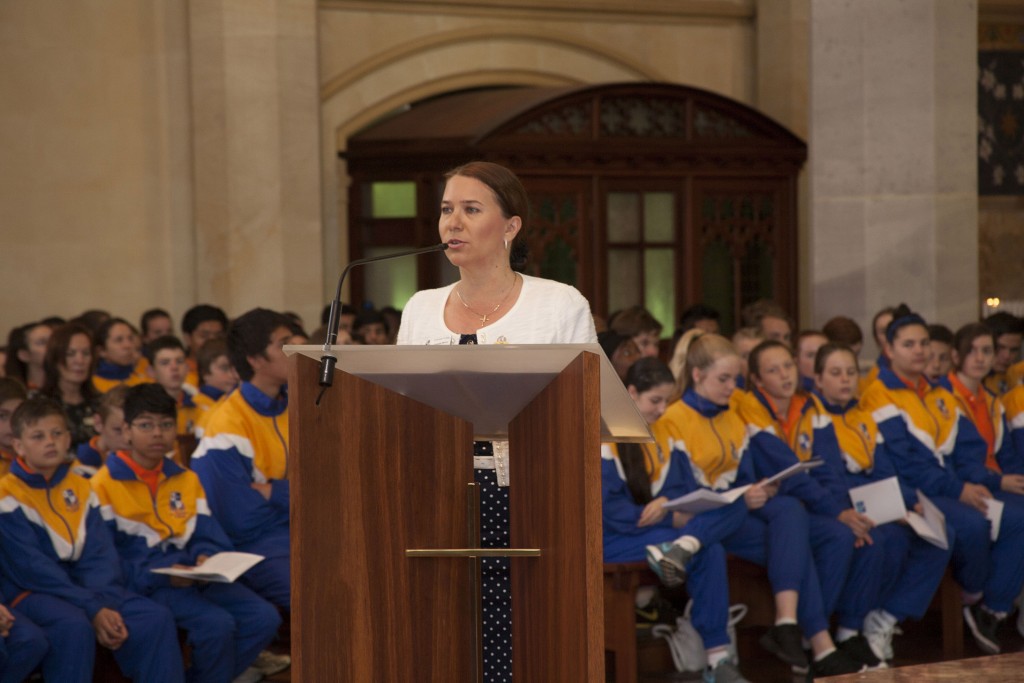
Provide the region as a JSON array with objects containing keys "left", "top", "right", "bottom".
[{"left": 344, "top": 83, "right": 806, "bottom": 332}]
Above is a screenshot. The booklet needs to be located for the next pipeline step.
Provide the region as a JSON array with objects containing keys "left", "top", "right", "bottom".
[
  {"left": 151, "top": 552, "right": 265, "bottom": 583},
  {"left": 906, "top": 490, "right": 948, "bottom": 550},
  {"left": 986, "top": 497, "right": 1004, "bottom": 542},
  {"left": 847, "top": 477, "right": 907, "bottom": 525},
  {"left": 662, "top": 485, "right": 751, "bottom": 514},
  {"left": 761, "top": 458, "right": 825, "bottom": 486}
]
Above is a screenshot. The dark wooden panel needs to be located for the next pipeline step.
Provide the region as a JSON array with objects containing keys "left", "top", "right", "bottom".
[
  {"left": 508, "top": 351, "right": 604, "bottom": 681},
  {"left": 289, "top": 354, "right": 475, "bottom": 681}
]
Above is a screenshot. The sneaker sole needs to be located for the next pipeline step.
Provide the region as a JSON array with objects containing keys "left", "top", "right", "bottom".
[
  {"left": 759, "top": 631, "right": 808, "bottom": 668},
  {"left": 963, "top": 606, "right": 1001, "bottom": 655},
  {"left": 657, "top": 558, "right": 686, "bottom": 587}
]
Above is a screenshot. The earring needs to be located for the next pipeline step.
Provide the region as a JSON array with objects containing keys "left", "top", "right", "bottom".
[{"left": 504, "top": 239, "right": 509, "bottom": 250}]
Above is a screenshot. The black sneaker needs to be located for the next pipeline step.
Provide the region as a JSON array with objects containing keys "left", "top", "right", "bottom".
[
  {"left": 811, "top": 649, "right": 866, "bottom": 677},
  {"left": 838, "top": 634, "right": 885, "bottom": 669},
  {"left": 759, "top": 624, "right": 808, "bottom": 668},
  {"left": 963, "top": 604, "right": 1002, "bottom": 655},
  {"left": 635, "top": 592, "right": 681, "bottom": 631}
]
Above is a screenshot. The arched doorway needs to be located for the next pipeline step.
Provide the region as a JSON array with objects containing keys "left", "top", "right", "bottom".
[{"left": 344, "top": 82, "right": 806, "bottom": 334}]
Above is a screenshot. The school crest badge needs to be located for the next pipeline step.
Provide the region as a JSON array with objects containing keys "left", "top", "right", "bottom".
[
  {"left": 62, "top": 488, "right": 80, "bottom": 513},
  {"left": 936, "top": 398, "right": 951, "bottom": 420},
  {"left": 169, "top": 491, "right": 187, "bottom": 519},
  {"left": 798, "top": 432, "right": 811, "bottom": 457}
]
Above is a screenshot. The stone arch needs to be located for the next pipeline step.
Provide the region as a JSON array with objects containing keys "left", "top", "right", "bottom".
[{"left": 318, "top": 32, "right": 664, "bottom": 298}]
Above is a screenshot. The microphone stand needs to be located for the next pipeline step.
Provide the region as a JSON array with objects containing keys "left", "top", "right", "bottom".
[{"left": 316, "top": 242, "right": 450, "bottom": 403}]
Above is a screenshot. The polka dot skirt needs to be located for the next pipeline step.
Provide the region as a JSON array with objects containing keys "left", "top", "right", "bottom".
[{"left": 462, "top": 334, "right": 513, "bottom": 681}]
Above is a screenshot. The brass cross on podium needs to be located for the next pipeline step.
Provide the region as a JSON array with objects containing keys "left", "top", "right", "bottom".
[{"left": 406, "top": 482, "right": 542, "bottom": 683}]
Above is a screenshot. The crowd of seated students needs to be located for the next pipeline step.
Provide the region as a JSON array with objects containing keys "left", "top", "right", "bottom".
[
  {"left": 602, "top": 300, "right": 1024, "bottom": 683},
  {"left": 2, "top": 296, "right": 1023, "bottom": 681},
  {"left": 0, "top": 300, "right": 401, "bottom": 682}
]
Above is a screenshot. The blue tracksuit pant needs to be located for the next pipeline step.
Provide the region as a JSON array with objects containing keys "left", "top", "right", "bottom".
[
  {"left": 720, "top": 495, "right": 831, "bottom": 639},
  {"left": 15, "top": 591, "right": 185, "bottom": 683},
  {"left": 933, "top": 494, "right": 1024, "bottom": 612},
  {"left": 834, "top": 522, "right": 953, "bottom": 629},
  {"left": 150, "top": 583, "right": 281, "bottom": 682},
  {"left": 601, "top": 518, "right": 732, "bottom": 650},
  {"left": 0, "top": 608, "right": 48, "bottom": 683},
  {"left": 808, "top": 514, "right": 856, "bottom": 618},
  {"left": 237, "top": 536, "right": 291, "bottom": 612}
]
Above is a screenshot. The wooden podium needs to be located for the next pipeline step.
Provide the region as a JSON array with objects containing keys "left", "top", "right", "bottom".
[{"left": 285, "top": 344, "right": 649, "bottom": 682}]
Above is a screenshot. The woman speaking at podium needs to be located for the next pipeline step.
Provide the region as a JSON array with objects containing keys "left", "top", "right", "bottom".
[{"left": 397, "top": 161, "right": 597, "bottom": 681}]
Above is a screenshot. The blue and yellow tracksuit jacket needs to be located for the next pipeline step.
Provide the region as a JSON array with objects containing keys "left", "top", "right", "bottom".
[
  {"left": 92, "top": 360, "right": 151, "bottom": 395},
  {"left": 791, "top": 392, "right": 916, "bottom": 506},
  {"left": 736, "top": 387, "right": 844, "bottom": 517},
  {"left": 191, "top": 385, "right": 225, "bottom": 437},
  {"left": 938, "top": 375, "right": 1024, "bottom": 482},
  {"left": 1005, "top": 384, "right": 1024, "bottom": 465},
  {"left": 190, "top": 383, "right": 289, "bottom": 557},
  {"left": 860, "top": 365, "right": 982, "bottom": 499},
  {"left": 649, "top": 388, "right": 757, "bottom": 495},
  {"left": 90, "top": 453, "right": 232, "bottom": 596},
  {"left": 0, "top": 460, "right": 127, "bottom": 619},
  {"left": 76, "top": 435, "right": 110, "bottom": 470}
]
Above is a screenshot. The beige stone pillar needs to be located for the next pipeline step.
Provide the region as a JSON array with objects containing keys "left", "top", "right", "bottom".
[
  {"left": 809, "top": 0, "right": 979, "bottom": 333},
  {"left": 189, "top": 0, "right": 323, "bottom": 325},
  {"left": 756, "top": 0, "right": 811, "bottom": 326}
]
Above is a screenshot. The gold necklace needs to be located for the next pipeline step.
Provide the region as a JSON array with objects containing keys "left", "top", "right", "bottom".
[{"left": 456, "top": 272, "right": 518, "bottom": 324}]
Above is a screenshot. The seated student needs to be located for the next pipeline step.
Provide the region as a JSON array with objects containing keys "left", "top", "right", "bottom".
[
  {"left": 145, "top": 336, "right": 201, "bottom": 463},
  {"left": 795, "top": 330, "right": 828, "bottom": 393},
  {"left": 982, "top": 312, "right": 1023, "bottom": 396},
  {"left": 191, "top": 309, "right": 293, "bottom": 612},
  {"left": 0, "top": 592, "right": 48, "bottom": 683},
  {"left": 0, "top": 379, "right": 28, "bottom": 478},
  {"left": 1006, "top": 382, "right": 1024, "bottom": 474},
  {"left": 76, "top": 385, "right": 131, "bottom": 470},
  {"left": 140, "top": 309, "right": 174, "bottom": 347},
  {"left": 603, "top": 358, "right": 753, "bottom": 683},
  {"left": 598, "top": 331, "right": 641, "bottom": 383},
  {"left": 735, "top": 341, "right": 869, "bottom": 664},
  {"left": 740, "top": 300, "right": 792, "bottom": 348},
  {"left": 862, "top": 307, "right": 896, "bottom": 390},
  {"left": 92, "top": 318, "right": 150, "bottom": 394},
  {"left": 728, "top": 327, "right": 762, "bottom": 395},
  {"left": 39, "top": 323, "right": 99, "bottom": 450},
  {"left": 925, "top": 324, "right": 954, "bottom": 384},
  {"left": 193, "top": 338, "right": 240, "bottom": 436},
  {"left": 0, "top": 398, "right": 184, "bottom": 683},
  {"left": 4, "top": 321, "right": 53, "bottom": 392},
  {"left": 792, "top": 343, "right": 953, "bottom": 664},
  {"left": 353, "top": 310, "right": 389, "bottom": 345},
  {"left": 861, "top": 306, "right": 1024, "bottom": 654},
  {"left": 181, "top": 305, "right": 229, "bottom": 389},
  {"left": 91, "top": 384, "right": 283, "bottom": 683},
  {"left": 610, "top": 305, "right": 663, "bottom": 359},
  {"left": 644, "top": 334, "right": 863, "bottom": 677}
]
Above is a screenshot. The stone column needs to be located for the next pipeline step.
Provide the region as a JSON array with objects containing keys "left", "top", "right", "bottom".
[
  {"left": 189, "top": 0, "right": 323, "bottom": 324},
  {"left": 808, "top": 0, "right": 978, "bottom": 331}
]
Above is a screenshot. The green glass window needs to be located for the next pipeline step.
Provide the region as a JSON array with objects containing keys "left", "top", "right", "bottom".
[{"left": 370, "top": 182, "right": 416, "bottom": 218}]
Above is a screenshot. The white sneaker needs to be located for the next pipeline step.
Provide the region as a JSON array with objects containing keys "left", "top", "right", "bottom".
[
  {"left": 862, "top": 609, "right": 896, "bottom": 661},
  {"left": 232, "top": 667, "right": 263, "bottom": 683},
  {"left": 251, "top": 650, "right": 291, "bottom": 677}
]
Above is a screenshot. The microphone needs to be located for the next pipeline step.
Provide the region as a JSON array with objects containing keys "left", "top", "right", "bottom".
[{"left": 317, "top": 242, "right": 450, "bottom": 397}]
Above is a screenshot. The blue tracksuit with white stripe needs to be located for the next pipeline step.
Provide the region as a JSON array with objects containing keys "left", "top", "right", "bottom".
[
  {"left": 792, "top": 392, "right": 953, "bottom": 629},
  {"left": 648, "top": 389, "right": 832, "bottom": 639},
  {"left": 862, "top": 366, "right": 1024, "bottom": 612},
  {"left": 190, "top": 383, "right": 290, "bottom": 610}
]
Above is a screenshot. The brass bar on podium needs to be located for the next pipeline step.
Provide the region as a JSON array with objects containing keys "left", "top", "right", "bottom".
[{"left": 405, "top": 548, "right": 542, "bottom": 557}]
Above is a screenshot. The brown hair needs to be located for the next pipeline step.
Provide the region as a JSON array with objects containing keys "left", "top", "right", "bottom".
[
  {"left": 681, "top": 334, "right": 738, "bottom": 391},
  {"left": 97, "top": 384, "right": 130, "bottom": 422},
  {"left": 952, "top": 323, "right": 994, "bottom": 372},
  {"left": 747, "top": 339, "right": 794, "bottom": 380},
  {"left": 197, "top": 337, "right": 232, "bottom": 381},
  {"left": 822, "top": 316, "right": 863, "bottom": 347},
  {"left": 813, "top": 342, "right": 858, "bottom": 375},
  {"left": 11, "top": 397, "right": 68, "bottom": 438},
  {"left": 611, "top": 305, "right": 664, "bottom": 338},
  {"left": 0, "top": 377, "right": 28, "bottom": 405},
  {"left": 40, "top": 323, "right": 97, "bottom": 402},
  {"left": 445, "top": 161, "right": 530, "bottom": 270}
]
